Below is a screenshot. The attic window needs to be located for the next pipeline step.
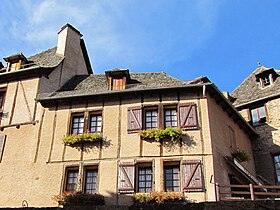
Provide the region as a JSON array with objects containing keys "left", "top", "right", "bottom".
[
  {"left": 260, "top": 75, "right": 272, "bottom": 87},
  {"left": 111, "top": 78, "right": 125, "bottom": 90},
  {"left": 3, "top": 53, "right": 28, "bottom": 72},
  {"left": 105, "top": 68, "right": 130, "bottom": 91}
]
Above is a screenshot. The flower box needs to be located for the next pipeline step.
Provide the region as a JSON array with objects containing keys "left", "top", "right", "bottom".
[
  {"left": 63, "top": 131, "right": 103, "bottom": 145},
  {"left": 139, "top": 127, "right": 185, "bottom": 143}
]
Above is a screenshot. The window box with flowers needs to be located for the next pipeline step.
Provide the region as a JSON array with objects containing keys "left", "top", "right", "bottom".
[
  {"left": 139, "top": 127, "right": 185, "bottom": 143},
  {"left": 231, "top": 148, "right": 250, "bottom": 162},
  {"left": 63, "top": 130, "right": 103, "bottom": 146},
  {"left": 132, "top": 191, "right": 187, "bottom": 205}
]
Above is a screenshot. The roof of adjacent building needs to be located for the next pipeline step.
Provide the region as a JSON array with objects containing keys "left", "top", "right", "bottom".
[
  {"left": 231, "top": 65, "right": 280, "bottom": 107},
  {"left": 43, "top": 72, "right": 188, "bottom": 98},
  {"left": 28, "top": 47, "right": 64, "bottom": 68}
]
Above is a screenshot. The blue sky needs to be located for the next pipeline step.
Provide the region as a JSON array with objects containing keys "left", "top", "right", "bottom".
[{"left": 1, "top": 0, "right": 280, "bottom": 92}]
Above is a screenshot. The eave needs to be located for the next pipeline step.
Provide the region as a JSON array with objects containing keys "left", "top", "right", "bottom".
[{"left": 0, "top": 66, "right": 54, "bottom": 83}]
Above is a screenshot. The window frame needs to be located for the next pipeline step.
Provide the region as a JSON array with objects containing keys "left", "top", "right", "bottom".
[
  {"left": 64, "top": 165, "right": 99, "bottom": 194},
  {"left": 0, "top": 88, "right": 6, "bottom": 112},
  {"left": 144, "top": 107, "right": 158, "bottom": 130},
  {"left": 89, "top": 111, "right": 103, "bottom": 133},
  {"left": 64, "top": 167, "right": 79, "bottom": 192},
  {"left": 164, "top": 106, "right": 178, "bottom": 128},
  {"left": 163, "top": 161, "right": 181, "bottom": 192},
  {"left": 83, "top": 165, "right": 99, "bottom": 194},
  {"left": 249, "top": 105, "right": 267, "bottom": 126},
  {"left": 136, "top": 162, "right": 153, "bottom": 193},
  {"left": 273, "top": 154, "right": 280, "bottom": 184},
  {"left": 69, "top": 111, "right": 103, "bottom": 135}
]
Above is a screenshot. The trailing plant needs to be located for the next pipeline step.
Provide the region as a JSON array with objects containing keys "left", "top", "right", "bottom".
[
  {"left": 52, "top": 192, "right": 105, "bottom": 206},
  {"left": 231, "top": 149, "right": 250, "bottom": 162},
  {"left": 133, "top": 191, "right": 186, "bottom": 205},
  {"left": 63, "top": 130, "right": 102, "bottom": 145},
  {"left": 139, "top": 127, "right": 185, "bottom": 143}
]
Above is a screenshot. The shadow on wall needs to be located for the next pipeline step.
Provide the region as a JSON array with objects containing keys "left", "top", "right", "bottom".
[
  {"left": 252, "top": 123, "right": 280, "bottom": 185},
  {"left": 68, "top": 137, "right": 112, "bottom": 154}
]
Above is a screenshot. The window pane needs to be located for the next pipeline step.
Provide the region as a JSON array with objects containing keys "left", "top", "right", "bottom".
[
  {"left": 259, "top": 106, "right": 266, "bottom": 118},
  {"left": 85, "top": 169, "right": 98, "bottom": 194},
  {"left": 164, "top": 165, "right": 180, "bottom": 192},
  {"left": 138, "top": 167, "right": 153, "bottom": 193}
]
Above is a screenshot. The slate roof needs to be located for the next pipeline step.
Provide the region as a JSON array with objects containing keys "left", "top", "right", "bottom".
[
  {"left": 28, "top": 47, "right": 64, "bottom": 68},
  {"left": 43, "top": 72, "right": 188, "bottom": 99},
  {"left": 231, "top": 66, "right": 280, "bottom": 107}
]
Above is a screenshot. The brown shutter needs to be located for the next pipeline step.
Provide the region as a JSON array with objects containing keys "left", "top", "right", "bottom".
[
  {"left": 118, "top": 162, "right": 135, "bottom": 193},
  {"left": 247, "top": 109, "right": 252, "bottom": 123},
  {"left": 179, "top": 104, "right": 198, "bottom": 129},
  {"left": 182, "top": 160, "right": 203, "bottom": 192},
  {"left": 127, "top": 107, "right": 142, "bottom": 133},
  {"left": 0, "top": 135, "right": 6, "bottom": 162}
]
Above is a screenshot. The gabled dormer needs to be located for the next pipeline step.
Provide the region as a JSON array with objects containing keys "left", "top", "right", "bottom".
[
  {"left": 105, "top": 68, "right": 130, "bottom": 90},
  {"left": 3, "top": 53, "right": 29, "bottom": 72},
  {"left": 255, "top": 65, "right": 278, "bottom": 88}
]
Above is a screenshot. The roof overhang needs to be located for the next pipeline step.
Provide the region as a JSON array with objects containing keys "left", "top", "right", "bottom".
[
  {"left": 0, "top": 66, "right": 54, "bottom": 83},
  {"left": 4, "top": 53, "right": 28, "bottom": 63}
]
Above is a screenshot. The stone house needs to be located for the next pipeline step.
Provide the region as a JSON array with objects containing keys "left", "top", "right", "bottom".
[
  {"left": 0, "top": 24, "right": 259, "bottom": 207},
  {"left": 231, "top": 64, "right": 280, "bottom": 185}
]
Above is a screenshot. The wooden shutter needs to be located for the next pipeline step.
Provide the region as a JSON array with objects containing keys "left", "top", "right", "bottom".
[
  {"left": 118, "top": 162, "right": 135, "bottom": 193},
  {"left": 0, "top": 135, "right": 6, "bottom": 162},
  {"left": 247, "top": 109, "right": 252, "bottom": 123},
  {"left": 179, "top": 103, "right": 198, "bottom": 129},
  {"left": 127, "top": 107, "right": 142, "bottom": 133},
  {"left": 182, "top": 160, "right": 203, "bottom": 192}
]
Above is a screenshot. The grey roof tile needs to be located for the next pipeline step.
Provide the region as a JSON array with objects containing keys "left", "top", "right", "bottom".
[
  {"left": 28, "top": 47, "right": 64, "bottom": 68},
  {"left": 46, "top": 72, "right": 188, "bottom": 98},
  {"left": 231, "top": 66, "right": 280, "bottom": 107}
]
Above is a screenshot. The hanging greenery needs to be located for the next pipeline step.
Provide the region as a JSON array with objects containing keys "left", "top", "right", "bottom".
[
  {"left": 139, "top": 127, "right": 185, "bottom": 143},
  {"left": 63, "top": 131, "right": 102, "bottom": 145}
]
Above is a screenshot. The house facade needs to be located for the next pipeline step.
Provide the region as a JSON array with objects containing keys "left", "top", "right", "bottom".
[
  {"left": 0, "top": 24, "right": 258, "bottom": 207},
  {"left": 231, "top": 64, "right": 280, "bottom": 185}
]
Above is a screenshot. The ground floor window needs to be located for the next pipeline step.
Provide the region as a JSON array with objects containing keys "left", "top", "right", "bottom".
[
  {"left": 64, "top": 165, "right": 98, "bottom": 194},
  {"left": 164, "top": 163, "right": 180, "bottom": 192},
  {"left": 85, "top": 168, "right": 98, "bottom": 194},
  {"left": 65, "top": 168, "right": 79, "bottom": 192},
  {"left": 137, "top": 166, "right": 153, "bottom": 193}
]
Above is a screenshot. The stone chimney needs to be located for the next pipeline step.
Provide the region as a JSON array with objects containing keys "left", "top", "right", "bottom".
[{"left": 56, "top": 23, "right": 82, "bottom": 56}]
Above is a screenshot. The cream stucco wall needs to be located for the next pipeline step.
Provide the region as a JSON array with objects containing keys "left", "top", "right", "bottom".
[{"left": 207, "top": 94, "right": 256, "bottom": 189}]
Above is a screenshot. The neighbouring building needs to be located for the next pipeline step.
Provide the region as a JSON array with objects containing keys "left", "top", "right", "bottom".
[
  {"left": 231, "top": 64, "right": 280, "bottom": 185},
  {"left": 0, "top": 24, "right": 259, "bottom": 207}
]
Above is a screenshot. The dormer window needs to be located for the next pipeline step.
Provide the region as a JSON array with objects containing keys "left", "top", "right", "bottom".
[
  {"left": 111, "top": 78, "right": 125, "bottom": 90},
  {"left": 255, "top": 66, "right": 278, "bottom": 89},
  {"left": 3, "top": 53, "right": 28, "bottom": 72},
  {"left": 261, "top": 76, "right": 271, "bottom": 87},
  {"left": 105, "top": 68, "right": 130, "bottom": 91}
]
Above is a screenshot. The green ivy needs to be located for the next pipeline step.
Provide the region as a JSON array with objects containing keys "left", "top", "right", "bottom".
[
  {"left": 232, "top": 149, "right": 250, "bottom": 162},
  {"left": 63, "top": 132, "right": 103, "bottom": 145},
  {"left": 139, "top": 127, "right": 184, "bottom": 143}
]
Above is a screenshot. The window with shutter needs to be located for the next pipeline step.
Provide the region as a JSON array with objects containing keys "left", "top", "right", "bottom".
[
  {"left": 118, "top": 162, "right": 135, "bottom": 193},
  {"left": 182, "top": 160, "right": 203, "bottom": 192},
  {"left": 0, "top": 135, "right": 6, "bottom": 162},
  {"left": 127, "top": 107, "right": 142, "bottom": 133},
  {"left": 179, "top": 104, "right": 198, "bottom": 129}
]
